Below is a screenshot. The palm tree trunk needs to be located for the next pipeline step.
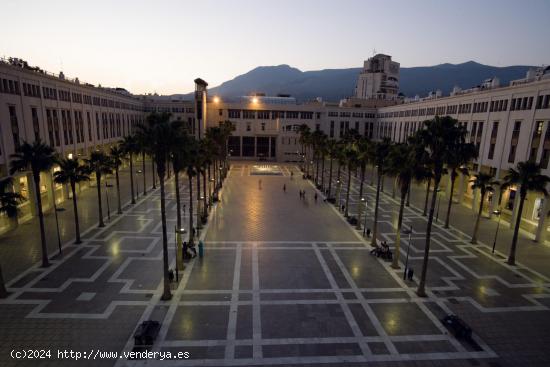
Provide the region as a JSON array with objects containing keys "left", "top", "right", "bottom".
[
  {"left": 392, "top": 183, "right": 408, "bottom": 269},
  {"left": 70, "top": 181, "right": 82, "bottom": 244},
  {"left": 371, "top": 170, "right": 382, "bottom": 247},
  {"left": 507, "top": 193, "right": 526, "bottom": 265},
  {"left": 115, "top": 168, "right": 122, "bottom": 214},
  {"left": 196, "top": 171, "right": 201, "bottom": 229},
  {"left": 142, "top": 151, "right": 147, "bottom": 195},
  {"left": 202, "top": 168, "right": 207, "bottom": 218},
  {"left": 175, "top": 170, "right": 181, "bottom": 230},
  {"left": 0, "top": 264, "right": 7, "bottom": 298},
  {"left": 208, "top": 164, "right": 212, "bottom": 204},
  {"left": 370, "top": 164, "right": 375, "bottom": 186},
  {"left": 406, "top": 183, "right": 411, "bottom": 207},
  {"left": 470, "top": 190, "right": 485, "bottom": 244},
  {"left": 345, "top": 165, "right": 352, "bottom": 217},
  {"left": 327, "top": 158, "right": 333, "bottom": 199},
  {"left": 159, "top": 173, "right": 172, "bottom": 301},
  {"left": 188, "top": 173, "right": 194, "bottom": 246},
  {"left": 321, "top": 156, "right": 325, "bottom": 191},
  {"left": 381, "top": 175, "right": 385, "bottom": 193},
  {"left": 96, "top": 173, "right": 105, "bottom": 228},
  {"left": 315, "top": 152, "right": 320, "bottom": 185},
  {"left": 34, "top": 175, "right": 50, "bottom": 267},
  {"left": 423, "top": 177, "right": 431, "bottom": 216},
  {"left": 417, "top": 173, "right": 442, "bottom": 297},
  {"left": 152, "top": 159, "right": 156, "bottom": 189},
  {"left": 129, "top": 153, "right": 135, "bottom": 204},
  {"left": 444, "top": 171, "right": 457, "bottom": 228},
  {"left": 356, "top": 165, "right": 366, "bottom": 229}
]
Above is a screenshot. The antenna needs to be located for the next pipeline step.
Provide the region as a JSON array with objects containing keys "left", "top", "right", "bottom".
[{"left": 373, "top": 48, "right": 377, "bottom": 56}]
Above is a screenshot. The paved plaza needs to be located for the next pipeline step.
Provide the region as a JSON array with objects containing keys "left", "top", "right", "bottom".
[{"left": 1, "top": 162, "right": 550, "bottom": 366}]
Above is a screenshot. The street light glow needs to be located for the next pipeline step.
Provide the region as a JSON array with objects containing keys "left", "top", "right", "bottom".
[{"left": 213, "top": 96, "right": 220, "bottom": 103}]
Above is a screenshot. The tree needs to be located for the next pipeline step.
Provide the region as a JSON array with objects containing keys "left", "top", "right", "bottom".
[
  {"left": 53, "top": 158, "right": 90, "bottom": 244},
  {"left": 343, "top": 140, "right": 358, "bottom": 218},
  {"left": 370, "top": 138, "right": 392, "bottom": 246},
  {"left": 121, "top": 135, "right": 139, "bottom": 204},
  {"left": 415, "top": 116, "right": 467, "bottom": 297},
  {"left": 355, "top": 137, "right": 371, "bottom": 229},
  {"left": 185, "top": 139, "right": 199, "bottom": 246},
  {"left": 140, "top": 111, "right": 174, "bottom": 300},
  {"left": 109, "top": 146, "right": 125, "bottom": 214},
  {"left": 10, "top": 140, "right": 56, "bottom": 267},
  {"left": 0, "top": 177, "right": 23, "bottom": 298},
  {"left": 85, "top": 151, "right": 112, "bottom": 228},
  {"left": 298, "top": 124, "right": 312, "bottom": 176},
  {"left": 444, "top": 143, "right": 478, "bottom": 228},
  {"left": 135, "top": 130, "right": 149, "bottom": 196},
  {"left": 469, "top": 172, "right": 498, "bottom": 244},
  {"left": 387, "top": 142, "right": 428, "bottom": 268},
  {"left": 171, "top": 123, "right": 189, "bottom": 233},
  {"left": 326, "top": 140, "right": 338, "bottom": 200},
  {"left": 0, "top": 177, "right": 22, "bottom": 230},
  {"left": 501, "top": 161, "right": 550, "bottom": 265}
]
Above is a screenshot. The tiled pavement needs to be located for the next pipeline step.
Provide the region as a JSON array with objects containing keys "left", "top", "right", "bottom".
[{"left": 1, "top": 162, "right": 550, "bottom": 366}]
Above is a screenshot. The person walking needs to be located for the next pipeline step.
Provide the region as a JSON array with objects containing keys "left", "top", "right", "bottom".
[
  {"left": 258, "top": 179, "right": 262, "bottom": 189},
  {"left": 314, "top": 192, "right": 318, "bottom": 202},
  {"left": 283, "top": 184, "right": 286, "bottom": 192}
]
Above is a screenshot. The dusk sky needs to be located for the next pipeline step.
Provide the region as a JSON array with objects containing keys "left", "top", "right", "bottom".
[{"left": 2, "top": 0, "right": 549, "bottom": 95}]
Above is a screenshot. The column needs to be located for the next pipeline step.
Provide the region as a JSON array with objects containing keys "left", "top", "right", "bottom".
[
  {"left": 472, "top": 188, "right": 480, "bottom": 214},
  {"left": 26, "top": 172, "right": 38, "bottom": 217},
  {"left": 535, "top": 196, "right": 550, "bottom": 243},
  {"left": 456, "top": 172, "right": 467, "bottom": 204}
]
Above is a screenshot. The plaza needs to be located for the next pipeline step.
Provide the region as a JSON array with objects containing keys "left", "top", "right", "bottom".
[{"left": 1, "top": 161, "right": 549, "bottom": 367}]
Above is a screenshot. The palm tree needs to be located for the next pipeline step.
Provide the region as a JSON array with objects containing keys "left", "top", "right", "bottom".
[
  {"left": 444, "top": 143, "right": 478, "bottom": 228},
  {"left": 85, "top": 151, "right": 112, "bottom": 228},
  {"left": 135, "top": 130, "right": 148, "bottom": 196},
  {"left": 470, "top": 172, "right": 498, "bottom": 244},
  {"left": 415, "top": 116, "right": 467, "bottom": 297},
  {"left": 501, "top": 161, "right": 550, "bottom": 265},
  {"left": 121, "top": 135, "right": 139, "bottom": 204},
  {"left": 298, "top": 124, "right": 311, "bottom": 176},
  {"left": 343, "top": 141, "right": 358, "bottom": 218},
  {"left": 355, "top": 137, "right": 370, "bottom": 229},
  {"left": 0, "top": 177, "right": 22, "bottom": 231},
  {"left": 0, "top": 177, "right": 23, "bottom": 298},
  {"left": 140, "top": 111, "right": 173, "bottom": 300},
  {"left": 109, "top": 146, "right": 125, "bottom": 214},
  {"left": 171, "top": 122, "right": 189, "bottom": 233},
  {"left": 53, "top": 158, "right": 90, "bottom": 244},
  {"left": 185, "top": 139, "right": 199, "bottom": 246},
  {"left": 326, "top": 139, "right": 338, "bottom": 200},
  {"left": 371, "top": 138, "right": 392, "bottom": 246},
  {"left": 10, "top": 140, "right": 56, "bottom": 267}
]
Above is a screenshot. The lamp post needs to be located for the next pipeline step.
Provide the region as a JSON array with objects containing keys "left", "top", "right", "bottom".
[
  {"left": 136, "top": 169, "right": 142, "bottom": 198},
  {"left": 362, "top": 198, "right": 369, "bottom": 237},
  {"left": 492, "top": 209, "right": 502, "bottom": 253},
  {"left": 50, "top": 173, "right": 63, "bottom": 256},
  {"left": 403, "top": 225, "right": 413, "bottom": 280},
  {"left": 336, "top": 179, "right": 342, "bottom": 211},
  {"left": 174, "top": 227, "right": 186, "bottom": 281},
  {"left": 357, "top": 197, "right": 365, "bottom": 230}
]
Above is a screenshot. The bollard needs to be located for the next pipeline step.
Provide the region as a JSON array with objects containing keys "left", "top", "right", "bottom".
[{"left": 198, "top": 240, "right": 204, "bottom": 258}]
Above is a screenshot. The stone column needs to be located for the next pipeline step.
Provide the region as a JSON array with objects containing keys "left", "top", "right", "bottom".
[
  {"left": 535, "top": 195, "right": 550, "bottom": 243},
  {"left": 26, "top": 172, "right": 38, "bottom": 217}
]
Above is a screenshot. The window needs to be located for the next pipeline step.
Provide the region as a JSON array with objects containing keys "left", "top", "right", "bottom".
[
  {"left": 219, "top": 109, "right": 223, "bottom": 116},
  {"left": 301, "top": 112, "right": 313, "bottom": 119},
  {"left": 31, "top": 107, "right": 40, "bottom": 142},
  {"left": 53, "top": 110, "right": 60, "bottom": 146},
  {"left": 286, "top": 111, "right": 299, "bottom": 119},
  {"left": 46, "top": 109, "right": 54, "bottom": 147},
  {"left": 9, "top": 106, "right": 20, "bottom": 148},
  {"left": 257, "top": 111, "right": 270, "bottom": 119},
  {"left": 228, "top": 109, "right": 241, "bottom": 119},
  {"left": 246, "top": 122, "right": 251, "bottom": 132},
  {"left": 87, "top": 112, "right": 92, "bottom": 141},
  {"left": 243, "top": 110, "right": 256, "bottom": 119},
  {"left": 330, "top": 121, "right": 334, "bottom": 138}
]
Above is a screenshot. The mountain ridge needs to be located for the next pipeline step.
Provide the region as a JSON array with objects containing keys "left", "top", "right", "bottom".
[{"left": 180, "top": 61, "right": 535, "bottom": 102}]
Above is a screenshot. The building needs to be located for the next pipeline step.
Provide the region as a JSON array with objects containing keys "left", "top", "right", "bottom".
[
  {"left": 355, "top": 54, "right": 400, "bottom": 101},
  {"left": 2, "top": 55, "right": 550, "bottom": 241}
]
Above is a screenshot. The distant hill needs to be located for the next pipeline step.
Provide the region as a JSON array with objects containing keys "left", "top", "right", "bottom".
[{"left": 179, "top": 61, "right": 535, "bottom": 102}]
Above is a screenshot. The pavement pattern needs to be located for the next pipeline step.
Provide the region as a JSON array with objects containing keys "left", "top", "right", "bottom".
[{"left": 0, "top": 162, "right": 549, "bottom": 367}]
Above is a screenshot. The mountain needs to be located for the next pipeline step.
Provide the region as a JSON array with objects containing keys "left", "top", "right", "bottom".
[{"left": 182, "top": 61, "right": 535, "bottom": 102}]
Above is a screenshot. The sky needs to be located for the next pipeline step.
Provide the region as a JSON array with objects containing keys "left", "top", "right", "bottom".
[{"left": 1, "top": 0, "right": 549, "bottom": 95}]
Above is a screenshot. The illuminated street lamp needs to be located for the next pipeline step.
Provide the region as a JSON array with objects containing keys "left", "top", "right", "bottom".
[
  {"left": 357, "top": 197, "right": 365, "bottom": 230},
  {"left": 336, "top": 179, "right": 342, "bottom": 210},
  {"left": 213, "top": 96, "right": 220, "bottom": 103},
  {"left": 50, "top": 172, "right": 63, "bottom": 256}
]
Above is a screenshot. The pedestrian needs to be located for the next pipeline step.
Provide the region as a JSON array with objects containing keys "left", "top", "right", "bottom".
[
  {"left": 258, "top": 179, "right": 262, "bottom": 189},
  {"left": 168, "top": 269, "right": 175, "bottom": 283},
  {"left": 314, "top": 192, "right": 318, "bottom": 202},
  {"left": 283, "top": 184, "right": 286, "bottom": 192},
  {"left": 366, "top": 228, "right": 371, "bottom": 238}
]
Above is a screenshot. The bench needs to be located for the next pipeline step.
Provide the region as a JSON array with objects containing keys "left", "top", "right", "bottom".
[
  {"left": 442, "top": 314, "right": 472, "bottom": 339},
  {"left": 134, "top": 321, "right": 161, "bottom": 347}
]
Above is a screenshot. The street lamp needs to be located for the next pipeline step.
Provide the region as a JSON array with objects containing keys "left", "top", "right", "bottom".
[
  {"left": 403, "top": 225, "right": 413, "bottom": 280},
  {"left": 357, "top": 197, "right": 365, "bottom": 230},
  {"left": 174, "top": 227, "right": 186, "bottom": 281},
  {"left": 136, "top": 169, "right": 142, "bottom": 197},
  {"left": 336, "top": 179, "right": 342, "bottom": 210},
  {"left": 49, "top": 174, "right": 63, "bottom": 256},
  {"left": 362, "top": 198, "right": 369, "bottom": 236},
  {"left": 105, "top": 180, "right": 111, "bottom": 222},
  {"left": 492, "top": 209, "right": 502, "bottom": 253}
]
